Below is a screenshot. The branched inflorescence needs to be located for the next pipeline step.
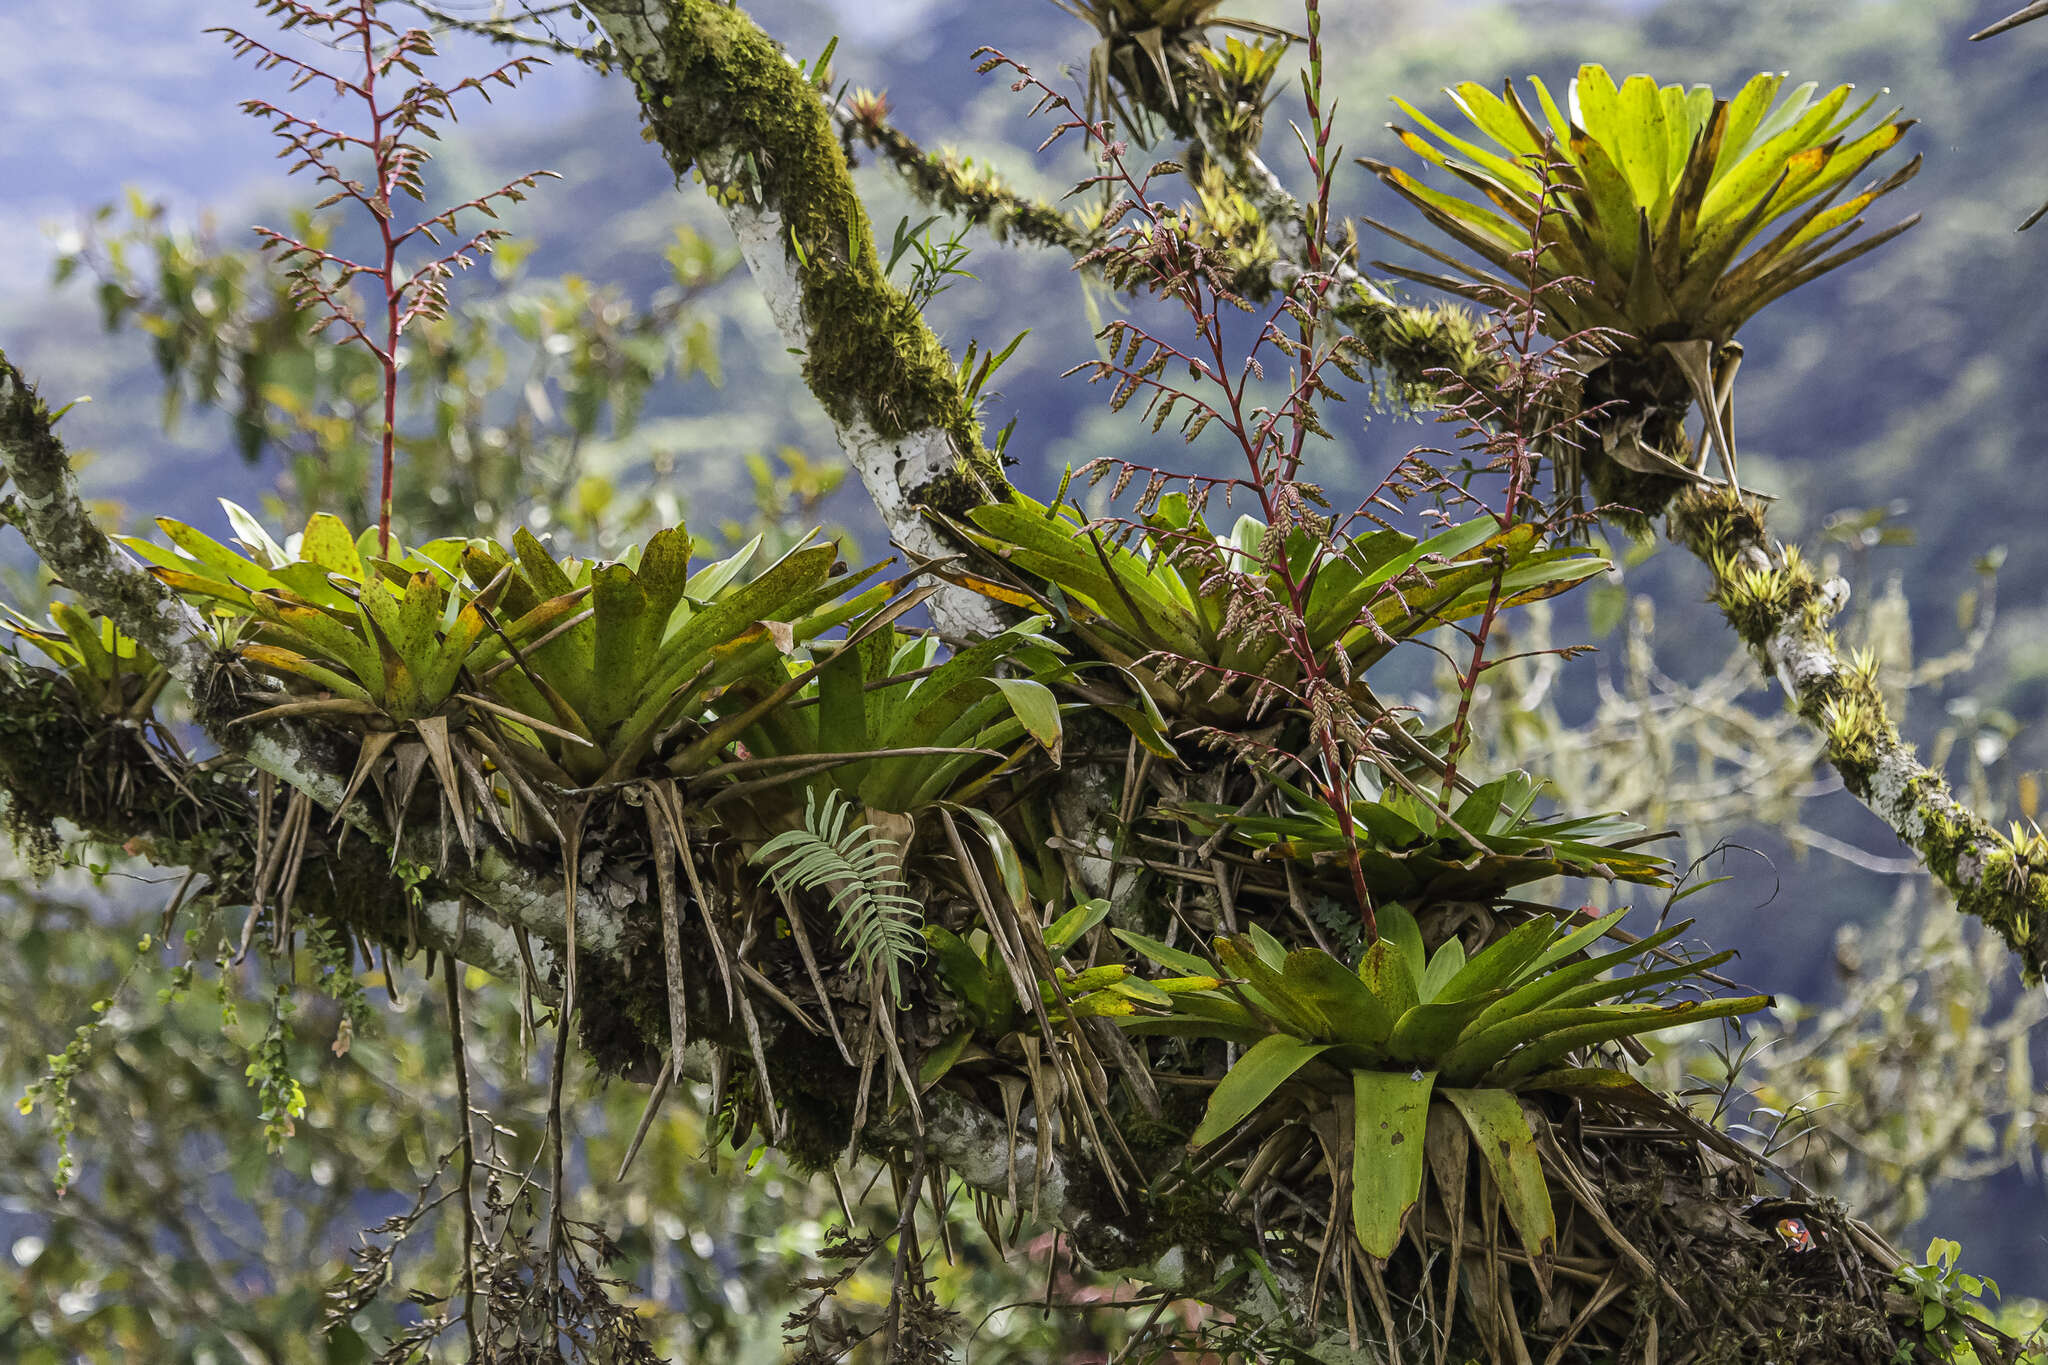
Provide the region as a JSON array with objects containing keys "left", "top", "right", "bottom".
[
  {"left": 213, "top": 0, "right": 557, "bottom": 554},
  {"left": 974, "top": 16, "right": 1603, "bottom": 939}
]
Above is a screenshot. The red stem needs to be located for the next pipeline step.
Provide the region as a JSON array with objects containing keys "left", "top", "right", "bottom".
[
  {"left": 1439, "top": 254, "right": 1545, "bottom": 797},
  {"left": 363, "top": 3, "right": 400, "bottom": 558}
]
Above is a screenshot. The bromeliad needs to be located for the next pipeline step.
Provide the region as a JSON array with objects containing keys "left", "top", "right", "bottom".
[{"left": 1363, "top": 66, "right": 1917, "bottom": 512}]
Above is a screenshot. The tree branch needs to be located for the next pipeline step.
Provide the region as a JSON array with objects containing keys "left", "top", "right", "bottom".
[
  {"left": 584, "top": 0, "right": 1009, "bottom": 638},
  {"left": 1669, "top": 487, "right": 2048, "bottom": 980},
  {"left": 0, "top": 346, "right": 1359, "bottom": 1349},
  {"left": 0, "top": 650, "right": 533, "bottom": 985}
]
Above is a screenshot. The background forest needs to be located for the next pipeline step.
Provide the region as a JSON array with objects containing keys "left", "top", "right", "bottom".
[{"left": 4, "top": 0, "right": 2048, "bottom": 1360}]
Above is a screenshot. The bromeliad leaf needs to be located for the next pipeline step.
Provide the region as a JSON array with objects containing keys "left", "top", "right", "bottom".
[
  {"left": 1352, "top": 1068, "right": 1435, "bottom": 1260},
  {"left": 1441, "top": 1087, "right": 1557, "bottom": 1285},
  {"left": 1190, "top": 1034, "right": 1334, "bottom": 1147}
]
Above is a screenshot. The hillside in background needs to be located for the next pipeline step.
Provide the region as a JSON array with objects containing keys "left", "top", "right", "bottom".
[{"left": 7, "top": 0, "right": 2048, "bottom": 1284}]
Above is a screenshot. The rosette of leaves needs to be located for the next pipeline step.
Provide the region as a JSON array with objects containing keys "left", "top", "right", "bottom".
[
  {"left": 1175, "top": 768, "right": 1671, "bottom": 903},
  {"left": 1361, "top": 66, "right": 1918, "bottom": 511},
  {"left": 730, "top": 613, "right": 1067, "bottom": 815},
  {"left": 950, "top": 491, "right": 1603, "bottom": 733},
  {"left": 457, "top": 529, "right": 893, "bottom": 789},
  {"left": 1194, "top": 34, "right": 1287, "bottom": 149},
  {"left": 1049, "top": 0, "right": 1289, "bottom": 145},
  {"left": 119, "top": 502, "right": 567, "bottom": 851},
  {"left": 2, "top": 602, "right": 167, "bottom": 721},
  {"left": 1117, "top": 905, "right": 1769, "bottom": 1260},
  {"left": 118, "top": 502, "right": 519, "bottom": 723}
]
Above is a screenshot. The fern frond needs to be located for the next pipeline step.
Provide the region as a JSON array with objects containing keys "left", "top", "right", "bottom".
[{"left": 752, "top": 790, "right": 925, "bottom": 1005}]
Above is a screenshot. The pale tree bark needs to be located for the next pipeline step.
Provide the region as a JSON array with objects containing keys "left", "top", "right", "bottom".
[{"left": 584, "top": 0, "right": 1009, "bottom": 640}]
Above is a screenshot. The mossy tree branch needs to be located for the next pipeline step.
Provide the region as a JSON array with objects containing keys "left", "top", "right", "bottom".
[
  {"left": 0, "top": 652, "right": 531, "bottom": 983},
  {"left": 0, "top": 340, "right": 1363, "bottom": 1352},
  {"left": 824, "top": 42, "right": 1489, "bottom": 393},
  {"left": 1668, "top": 487, "right": 2048, "bottom": 980},
  {"left": 836, "top": 98, "right": 1096, "bottom": 255},
  {"left": 584, "top": 0, "right": 1011, "bottom": 637}
]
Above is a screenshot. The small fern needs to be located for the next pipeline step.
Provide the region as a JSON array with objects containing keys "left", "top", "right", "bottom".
[
  {"left": 1307, "top": 894, "right": 1367, "bottom": 964},
  {"left": 752, "top": 790, "right": 926, "bottom": 1005}
]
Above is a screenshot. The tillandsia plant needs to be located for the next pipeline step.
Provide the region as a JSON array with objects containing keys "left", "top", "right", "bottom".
[
  {"left": 56, "top": 194, "right": 736, "bottom": 540},
  {"left": 214, "top": 0, "right": 557, "bottom": 555},
  {"left": 1048, "top": 0, "right": 1292, "bottom": 147},
  {"left": 1362, "top": 65, "right": 1919, "bottom": 513},
  {"left": 950, "top": 489, "right": 1604, "bottom": 732},
  {"left": 114, "top": 495, "right": 1070, "bottom": 846},
  {"left": 972, "top": 22, "right": 1445, "bottom": 934},
  {"left": 453, "top": 527, "right": 895, "bottom": 789},
  {"left": 921, "top": 895, "right": 1223, "bottom": 1087},
  {"left": 120, "top": 503, "right": 510, "bottom": 727},
  {"left": 729, "top": 612, "right": 1065, "bottom": 816},
  {"left": 115, "top": 502, "right": 578, "bottom": 857},
  {"left": 1119, "top": 904, "right": 1769, "bottom": 1259}
]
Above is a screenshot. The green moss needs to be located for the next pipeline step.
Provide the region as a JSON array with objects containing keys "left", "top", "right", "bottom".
[
  {"left": 575, "top": 942, "right": 669, "bottom": 1080},
  {"left": 846, "top": 118, "right": 1089, "bottom": 254},
  {"left": 1669, "top": 484, "right": 2048, "bottom": 981},
  {"left": 630, "top": 1, "right": 1005, "bottom": 498},
  {"left": 1671, "top": 490, "right": 1835, "bottom": 657},
  {"left": 1340, "top": 292, "right": 1491, "bottom": 398},
  {"left": 771, "top": 1028, "right": 864, "bottom": 1173},
  {"left": 1097, "top": 1168, "right": 1247, "bottom": 1279}
]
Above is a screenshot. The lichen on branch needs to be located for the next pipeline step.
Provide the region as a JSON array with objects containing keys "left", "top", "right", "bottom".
[{"left": 1668, "top": 487, "right": 2048, "bottom": 980}]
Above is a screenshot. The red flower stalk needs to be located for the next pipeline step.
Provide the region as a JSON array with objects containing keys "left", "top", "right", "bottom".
[{"left": 213, "top": 0, "right": 557, "bottom": 554}]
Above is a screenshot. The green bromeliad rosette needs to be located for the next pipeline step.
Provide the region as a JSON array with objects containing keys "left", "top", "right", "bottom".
[
  {"left": 1117, "top": 904, "right": 1768, "bottom": 1265},
  {"left": 1362, "top": 65, "right": 1918, "bottom": 522},
  {"left": 115, "top": 502, "right": 1068, "bottom": 853}
]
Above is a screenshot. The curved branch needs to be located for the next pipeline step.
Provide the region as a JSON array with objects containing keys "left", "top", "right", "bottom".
[
  {"left": 0, "top": 672, "right": 1360, "bottom": 1353},
  {"left": 830, "top": 51, "right": 1489, "bottom": 393},
  {"left": 584, "top": 0, "right": 1008, "bottom": 638},
  {"left": 837, "top": 101, "right": 1096, "bottom": 256},
  {"left": 1669, "top": 488, "right": 2048, "bottom": 981}
]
